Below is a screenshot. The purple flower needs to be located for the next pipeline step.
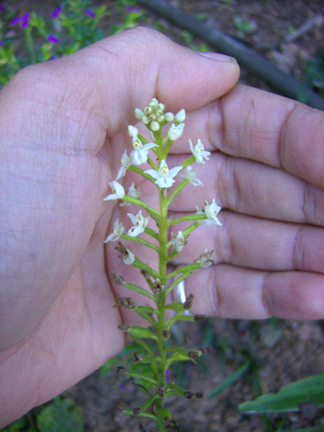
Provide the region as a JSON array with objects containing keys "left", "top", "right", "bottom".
[
  {"left": 11, "top": 13, "right": 29, "bottom": 28},
  {"left": 126, "top": 6, "right": 139, "bottom": 12},
  {"left": 0, "top": 6, "right": 4, "bottom": 12},
  {"left": 48, "top": 34, "right": 59, "bottom": 44},
  {"left": 0, "top": 40, "right": 3, "bottom": 47},
  {"left": 48, "top": 55, "right": 58, "bottom": 61},
  {"left": 165, "top": 369, "right": 171, "bottom": 384},
  {"left": 52, "top": 6, "right": 62, "bottom": 18},
  {"left": 85, "top": 9, "right": 96, "bottom": 18}
]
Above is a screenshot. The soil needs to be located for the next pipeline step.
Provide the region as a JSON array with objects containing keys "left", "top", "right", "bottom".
[{"left": 4, "top": 0, "right": 324, "bottom": 431}]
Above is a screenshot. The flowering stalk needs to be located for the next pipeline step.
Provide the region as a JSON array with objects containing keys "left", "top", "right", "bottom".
[{"left": 104, "top": 98, "right": 222, "bottom": 431}]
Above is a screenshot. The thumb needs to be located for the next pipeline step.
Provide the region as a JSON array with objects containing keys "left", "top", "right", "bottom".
[{"left": 5, "top": 27, "right": 239, "bottom": 150}]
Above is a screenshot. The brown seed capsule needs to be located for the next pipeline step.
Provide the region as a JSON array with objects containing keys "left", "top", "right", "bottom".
[
  {"left": 133, "top": 407, "right": 141, "bottom": 415},
  {"left": 115, "top": 297, "right": 137, "bottom": 310},
  {"left": 158, "top": 384, "right": 167, "bottom": 400},
  {"left": 184, "top": 391, "right": 194, "bottom": 399},
  {"left": 116, "top": 366, "right": 125, "bottom": 374},
  {"left": 162, "top": 329, "right": 171, "bottom": 340},
  {"left": 112, "top": 273, "right": 125, "bottom": 286},
  {"left": 152, "top": 278, "right": 164, "bottom": 294},
  {"left": 195, "top": 392, "right": 204, "bottom": 399},
  {"left": 183, "top": 294, "right": 194, "bottom": 310},
  {"left": 194, "top": 314, "right": 206, "bottom": 321},
  {"left": 188, "top": 350, "right": 202, "bottom": 363},
  {"left": 132, "top": 352, "right": 142, "bottom": 363},
  {"left": 118, "top": 324, "right": 130, "bottom": 332}
]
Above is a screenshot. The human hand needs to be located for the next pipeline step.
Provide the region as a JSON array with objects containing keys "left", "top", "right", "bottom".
[
  {"left": 0, "top": 28, "right": 239, "bottom": 426},
  {"left": 169, "top": 85, "right": 324, "bottom": 321}
]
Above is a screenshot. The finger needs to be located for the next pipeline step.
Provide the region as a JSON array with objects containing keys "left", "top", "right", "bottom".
[
  {"left": 178, "top": 265, "right": 324, "bottom": 320},
  {"left": 167, "top": 152, "right": 324, "bottom": 226},
  {"left": 169, "top": 211, "right": 324, "bottom": 274},
  {"left": 2, "top": 28, "right": 239, "bottom": 154},
  {"left": 210, "top": 86, "right": 324, "bottom": 189}
]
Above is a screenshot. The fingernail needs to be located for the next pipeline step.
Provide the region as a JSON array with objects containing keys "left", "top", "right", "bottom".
[{"left": 199, "top": 52, "right": 237, "bottom": 63}]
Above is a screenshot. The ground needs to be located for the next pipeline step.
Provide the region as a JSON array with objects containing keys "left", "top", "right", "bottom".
[{"left": 4, "top": 0, "right": 324, "bottom": 431}]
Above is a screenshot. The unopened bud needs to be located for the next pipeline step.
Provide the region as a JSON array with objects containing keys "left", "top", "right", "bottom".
[
  {"left": 142, "top": 115, "right": 149, "bottom": 124},
  {"left": 164, "top": 112, "right": 174, "bottom": 122},
  {"left": 135, "top": 108, "right": 144, "bottom": 120},
  {"left": 128, "top": 125, "right": 138, "bottom": 137},
  {"left": 175, "top": 108, "right": 186, "bottom": 123},
  {"left": 144, "top": 106, "right": 152, "bottom": 115},
  {"left": 150, "top": 121, "right": 160, "bottom": 131}
]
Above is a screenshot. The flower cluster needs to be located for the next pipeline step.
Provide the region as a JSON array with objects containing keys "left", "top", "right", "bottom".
[{"left": 103, "top": 98, "right": 223, "bottom": 431}]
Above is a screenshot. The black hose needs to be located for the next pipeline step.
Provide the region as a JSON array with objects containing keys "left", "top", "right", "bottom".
[{"left": 137, "top": 0, "right": 324, "bottom": 111}]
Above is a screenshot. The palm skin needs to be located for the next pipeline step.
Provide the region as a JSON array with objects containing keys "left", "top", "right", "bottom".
[{"left": 0, "top": 27, "right": 323, "bottom": 428}]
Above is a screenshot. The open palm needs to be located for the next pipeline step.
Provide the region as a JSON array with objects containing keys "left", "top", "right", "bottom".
[{"left": 1, "top": 28, "right": 323, "bottom": 428}]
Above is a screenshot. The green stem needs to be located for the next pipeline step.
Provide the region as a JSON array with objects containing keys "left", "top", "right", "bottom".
[
  {"left": 120, "top": 234, "right": 159, "bottom": 252},
  {"left": 122, "top": 195, "right": 160, "bottom": 223},
  {"left": 166, "top": 263, "right": 201, "bottom": 280},
  {"left": 168, "top": 213, "right": 206, "bottom": 226},
  {"left": 167, "top": 179, "right": 189, "bottom": 206}
]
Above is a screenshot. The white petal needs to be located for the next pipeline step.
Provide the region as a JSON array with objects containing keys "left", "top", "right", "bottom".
[
  {"left": 145, "top": 169, "right": 160, "bottom": 180},
  {"left": 168, "top": 165, "right": 182, "bottom": 178},
  {"left": 127, "top": 226, "right": 145, "bottom": 237},
  {"left": 128, "top": 125, "right": 138, "bottom": 137}
]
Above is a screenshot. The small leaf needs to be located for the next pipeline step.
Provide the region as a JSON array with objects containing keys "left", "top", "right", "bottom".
[
  {"left": 208, "top": 361, "right": 251, "bottom": 399},
  {"left": 128, "top": 326, "right": 157, "bottom": 340},
  {"left": 239, "top": 373, "right": 324, "bottom": 413}
]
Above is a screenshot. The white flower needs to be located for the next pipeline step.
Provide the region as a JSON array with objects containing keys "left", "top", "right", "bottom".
[
  {"left": 130, "top": 133, "right": 157, "bottom": 165},
  {"left": 189, "top": 139, "right": 210, "bottom": 164},
  {"left": 116, "top": 150, "right": 131, "bottom": 180},
  {"left": 104, "top": 180, "right": 125, "bottom": 201},
  {"left": 203, "top": 199, "right": 222, "bottom": 226},
  {"left": 120, "top": 183, "right": 140, "bottom": 206},
  {"left": 171, "top": 231, "right": 188, "bottom": 252},
  {"left": 168, "top": 123, "right": 185, "bottom": 141},
  {"left": 104, "top": 219, "right": 124, "bottom": 243},
  {"left": 145, "top": 159, "right": 182, "bottom": 189},
  {"left": 181, "top": 165, "right": 203, "bottom": 187},
  {"left": 127, "top": 210, "right": 149, "bottom": 237},
  {"left": 175, "top": 108, "right": 186, "bottom": 123}
]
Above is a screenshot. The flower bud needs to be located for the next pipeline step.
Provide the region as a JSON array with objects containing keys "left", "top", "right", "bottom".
[
  {"left": 142, "top": 115, "right": 149, "bottom": 124},
  {"left": 164, "top": 112, "right": 174, "bottom": 122},
  {"left": 135, "top": 108, "right": 144, "bottom": 120},
  {"left": 128, "top": 125, "right": 138, "bottom": 137},
  {"left": 150, "top": 121, "right": 160, "bottom": 131},
  {"left": 175, "top": 108, "right": 186, "bottom": 123}
]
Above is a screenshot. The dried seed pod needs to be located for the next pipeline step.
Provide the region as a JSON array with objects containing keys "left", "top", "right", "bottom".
[
  {"left": 184, "top": 391, "right": 194, "bottom": 399},
  {"left": 195, "top": 392, "right": 204, "bottom": 399},
  {"left": 132, "top": 352, "right": 142, "bottom": 363},
  {"left": 158, "top": 384, "right": 167, "bottom": 400},
  {"left": 187, "top": 350, "right": 202, "bottom": 363},
  {"left": 183, "top": 294, "right": 194, "bottom": 310},
  {"left": 116, "top": 366, "right": 125, "bottom": 374},
  {"left": 162, "top": 329, "right": 171, "bottom": 340},
  {"left": 114, "top": 297, "right": 137, "bottom": 310},
  {"left": 152, "top": 278, "right": 164, "bottom": 294},
  {"left": 133, "top": 407, "right": 141, "bottom": 415},
  {"left": 194, "top": 314, "right": 206, "bottom": 321},
  {"left": 118, "top": 324, "right": 130, "bottom": 332},
  {"left": 112, "top": 273, "right": 125, "bottom": 286}
]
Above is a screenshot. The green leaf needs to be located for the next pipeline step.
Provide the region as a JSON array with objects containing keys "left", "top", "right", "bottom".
[
  {"left": 208, "top": 361, "right": 251, "bottom": 399},
  {"left": 36, "top": 397, "right": 84, "bottom": 432},
  {"left": 239, "top": 373, "right": 324, "bottom": 413},
  {"left": 128, "top": 326, "right": 157, "bottom": 340}
]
